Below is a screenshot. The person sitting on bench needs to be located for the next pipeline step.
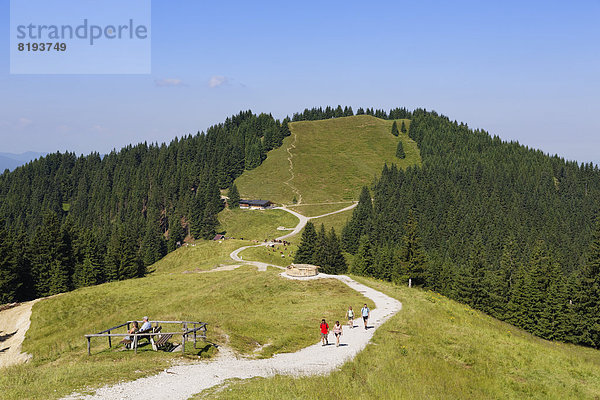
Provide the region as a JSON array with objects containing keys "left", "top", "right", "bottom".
[
  {"left": 140, "top": 316, "right": 152, "bottom": 332},
  {"left": 120, "top": 321, "right": 139, "bottom": 348}
]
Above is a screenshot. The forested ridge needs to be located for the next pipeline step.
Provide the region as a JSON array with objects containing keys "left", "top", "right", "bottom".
[
  {"left": 342, "top": 109, "right": 600, "bottom": 348},
  {"left": 4, "top": 105, "right": 600, "bottom": 350},
  {"left": 0, "top": 110, "right": 291, "bottom": 302},
  {"left": 0, "top": 105, "right": 413, "bottom": 303}
]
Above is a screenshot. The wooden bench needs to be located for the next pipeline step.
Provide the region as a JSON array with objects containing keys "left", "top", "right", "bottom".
[{"left": 152, "top": 331, "right": 174, "bottom": 351}]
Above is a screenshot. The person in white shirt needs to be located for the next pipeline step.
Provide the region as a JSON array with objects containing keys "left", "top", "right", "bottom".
[
  {"left": 140, "top": 316, "right": 152, "bottom": 332},
  {"left": 361, "top": 304, "right": 370, "bottom": 330}
]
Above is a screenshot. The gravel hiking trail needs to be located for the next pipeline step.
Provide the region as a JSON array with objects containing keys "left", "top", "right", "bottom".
[
  {"left": 227, "top": 204, "right": 357, "bottom": 268},
  {"left": 63, "top": 273, "right": 402, "bottom": 400},
  {"left": 62, "top": 204, "right": 402, "bottom": 400}
]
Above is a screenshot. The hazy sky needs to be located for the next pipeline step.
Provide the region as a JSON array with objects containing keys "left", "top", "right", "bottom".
[{"left": 1, "top": 0, "right": 599, "bottom": 164}]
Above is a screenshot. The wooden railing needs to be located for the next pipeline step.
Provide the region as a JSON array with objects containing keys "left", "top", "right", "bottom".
[{"left": 84, "top": 320, "right": 207, "bottom": 355}]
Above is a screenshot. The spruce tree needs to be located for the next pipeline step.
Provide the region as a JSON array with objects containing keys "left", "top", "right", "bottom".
[
  {"left": 190, "top": 189, "right": 206, "bottom": 240},
  {"left": 401, "top": 120, "right": 407, "bottom": 133},
  {"left": 228, "top": 183, "right": 240, "bottom": 208},
  {"left": 342, "top": 187, "right": 372, "bottom": 254},
  {"left": 49, "top": 259, "right": 69, "bottom": 295},
  {"left": 401, "top": 210, "right": 427, "bottom": 285},
  {"left": 575, "top": 219, "right": 600, "bottom": 346},
  {"left": 526, "top": 240, "right": 553, "bottom": 337},
  {"left": 294, "top": 222, "right": 317, "bottom": 264},
  {"left": 352, "top": 235, "right": 373, "bottom": 276},
  {"left": 167, "top": 217, "right": 185, "bottom": 251},
  {"left": 313, "top": 224, "right": 328, "bottom": 269},
  {"left": 0, "top": 224, "right": 19, "bottom": 303},
  {"left": 327, "top": 227, "right": 347, "bottom": 274},
  {"left": 506, "top": 264, "right": 530, "bottom": 329},
  {"left": 141, "top": 223, "right": 167, "bottom": 266},
  {"left": 104, "top": 228, "right": 121, "bottom": 282},
  {"left": 396, "top": 141, "right": 406, "bottom": 159},
  {"left": 391, "top": 121, "right": 399, "bottom": 137}
]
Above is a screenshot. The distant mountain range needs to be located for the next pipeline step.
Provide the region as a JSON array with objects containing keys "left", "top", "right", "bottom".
[{"left": 0, "top": 152, "right": 47, "bottom": 172}]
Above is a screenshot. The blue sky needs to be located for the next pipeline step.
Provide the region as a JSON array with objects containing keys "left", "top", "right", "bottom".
[{"left": 0, "top": 0, "right": 599, "bottom": 164}]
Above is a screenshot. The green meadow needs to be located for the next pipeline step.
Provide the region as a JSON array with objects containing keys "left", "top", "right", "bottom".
[
  {"left": 200, "top": 277, "right": 600, "bottom": 400},
  {"left": 235, "top": 115, "right": 419, "bottom": 205},
  {"left": 0, "top": 267, "right": 367, "bottom": 400}
]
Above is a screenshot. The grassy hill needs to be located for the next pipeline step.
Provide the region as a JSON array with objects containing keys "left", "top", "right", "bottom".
[
  {"left": 0, "top": 264, "right": 369, "bottom": 400},
  {"left": 217, "top": 208, "right": 299, "bottom": 241},
  {"left": 235, "top": 115, "right": 419, "bottom": 206},
  {"left": 200, "top": 277, "right": 600, "bottom": 400}
]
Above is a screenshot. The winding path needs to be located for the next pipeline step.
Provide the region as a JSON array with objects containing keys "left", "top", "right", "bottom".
[
  {"left": 283, "top": 132, "right": 303, "bottom": 205},
  {"left": 61, "top": 203, "right": 403, "bottom": 400},
  {"left": 227, "top": 203, "right": 357, "bottom": 270},
  {"left": 64, "top": 273, "right": 402, "bottom": 400}
]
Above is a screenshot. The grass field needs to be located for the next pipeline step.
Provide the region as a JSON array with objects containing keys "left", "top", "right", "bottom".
[
  {"left": 235, "top": 115, "right": 419, "bottom": 205},
  {"left": 238, "top": 245, "right": 298, "bottom": 267},
  {"left": 0, "top": 268, "right": 368, "bottom": 400},
  {"left": 217, "top": 208, "right": 299, "bottom": 241},
  {"left": 150, "top": 239, "right": 249, "bottom": 274},
  {"left": 199, "top": 276, "right": 600, "bottom": 400}
]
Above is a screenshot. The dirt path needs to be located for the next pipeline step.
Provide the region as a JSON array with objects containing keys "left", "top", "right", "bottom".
[
  {"left": 283, "top": 131, "right": 303, "bottom": 205},
  {"left": 228, "top": 204, "right": 357, "bottom": 268},
  {"left": 63, "top": 273, "right": 402, "bottom": 400},
  {"left": 60, "top": 203, "right": 403, "bottom": 399},
  {"left": 0, "top": 299, "right": 40, "bottom": 369}
]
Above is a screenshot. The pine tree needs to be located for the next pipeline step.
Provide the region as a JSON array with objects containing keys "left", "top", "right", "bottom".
[
  {"left": 294, "top": 222, "right": 317, "bottom": 264},
  {"left": 575, "top": 219, "right": 600, "bottom": 346},
  {"left": 506, "top": 264, "right": 530, "bottom": 329},
  {"left": 396, "top": 141, "right": 406, "bottom": 159},
  {"left": 327, "top": 228, "right": 347, "bottom": 274},
  {"left": 49, "top": 259, "right": 69, "bottom": 295},
  {"left": 527, "top": 240, "right": 553, "bottom": 337},
  {"left": 352, "top": 236, "right": 373, "bottom": 276},
  {"left": 104, "top": 228, "right": 121, "bottom": 282},
  {"left": 119, "top": 225, "right": 141, "bottom": 280},
  {"left": 190, "top": 189, "right": 206, "bottom": 240},
  {"left": 0, "top": 223, "right": 19, "bottom": 303},
  {"left": 313, "top": 224, "right": 328, "bottom": 269},
  {"left": 401, "top": 210, "right": 427, "bottom": 285},
  {"left": 401, "top": 120, "right": 407, "bottom": 133},
  {"left": 342, "top": 187, "right": 372, "bottom": 254},
  {"left": 141, "top": 223, "right": 167, "bottom": 266},
  {"left": 167, "top": 217, "right": 185, "bottom": 252},
  {"left": 391, "top": 121, "right": 399, "bottom": 137},
  {"left": 228, "top": 183, "right": 240, "bottom": 208}
]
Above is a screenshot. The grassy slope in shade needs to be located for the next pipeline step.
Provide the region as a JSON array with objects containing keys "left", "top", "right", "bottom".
[
  {"left": 217, "top": 208, "right": 299, "bottom": 241},
  {"left": 235, "top": 115, "right": 418, "bottom": 205},
  {"left": 0, "top": 268, "right": 369, "bottom": 400},
  {"left": 200, "top": 277, "right": 600, "bottom": 400}
]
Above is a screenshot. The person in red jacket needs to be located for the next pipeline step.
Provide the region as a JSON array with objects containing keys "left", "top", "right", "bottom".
[{"left": 320, "top": 319, "right": 329, "bottom": 346}]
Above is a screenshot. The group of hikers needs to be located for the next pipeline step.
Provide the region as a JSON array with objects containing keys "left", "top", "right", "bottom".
[{"left": 319, "top": 304, "right": 370, "bottom": 347}]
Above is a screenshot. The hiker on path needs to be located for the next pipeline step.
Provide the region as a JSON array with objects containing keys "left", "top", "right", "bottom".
[
  {"left": 361, "top": 304, "right": 370, "bottom": 330},
  {"left": 332, "top": 321, "right": 343, "bottom": 347},
  {"left": 346, "top": 306, "right": 354, "bottom": 328},
  {"left": 320, "top": 319, "right": 329, "bottom": 346}
]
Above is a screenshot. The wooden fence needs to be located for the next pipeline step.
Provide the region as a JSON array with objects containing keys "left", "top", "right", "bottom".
[{"left": 84, "top": 320, "right": 207, "bottom": 355}]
